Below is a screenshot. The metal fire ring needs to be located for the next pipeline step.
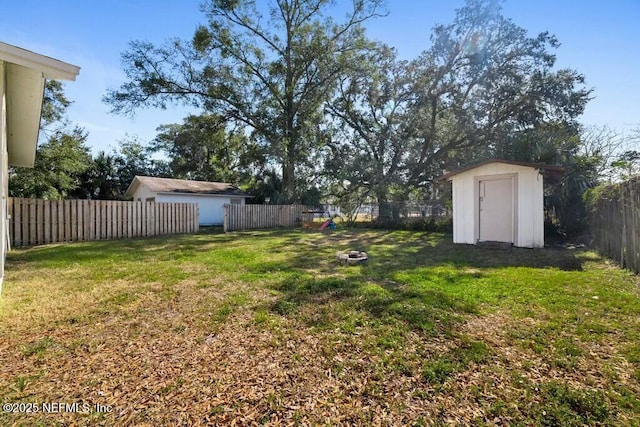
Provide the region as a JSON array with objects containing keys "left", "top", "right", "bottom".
[{"left": 336, "top": 250, "right": 368, "bottom": 264}]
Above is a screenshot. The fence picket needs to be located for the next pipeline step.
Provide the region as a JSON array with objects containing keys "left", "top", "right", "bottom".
[
  {"left": 28, "top": 200, "right": 36, "bottom": 246},
  {"left": 50, "top": 201, "right": 57, "bottom": 244},
  {"left": 119, "top": 201, "right": 124, "bottom": 239},
  {"left": 223, "top": 204, "right": 308, "bottom": 232},
  {"left": 589, "top": 177, "right": 640, "bottom": 274},
  {"left": 12, "top": 198, "right": 20, "bottom": 247},
  {"left": 22, "top": 200, "right": 29, "bottom": 245},
  {"left": 7, "top": 198, "right": 199, "bottom": 247}
]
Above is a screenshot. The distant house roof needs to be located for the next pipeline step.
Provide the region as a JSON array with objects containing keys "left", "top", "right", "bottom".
[
  {"left": 0, "top": 41, "right": 80, "bottom": 168},
  {"left": 125, "top": 176, "right": 251, "bottom": 198},
  {"left": 436, "top": 158, "right": 565, "bottom": 182}
]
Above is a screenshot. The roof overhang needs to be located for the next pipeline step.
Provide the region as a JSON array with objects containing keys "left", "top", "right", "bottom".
[
  {"left": 0, "top": 42, "right": 80, "bottom": 81},
  {"left": 156, "top": 191, "right": 253, "bottom": 198},
  {"left": 1, "top": 42, "right": 80, "bottom": 168},
  {"left": 124, "top": 176, "right": 253, "bottom": 199},
  {"left": 436, "top": 158, "right": 566, "bottom": 182}
]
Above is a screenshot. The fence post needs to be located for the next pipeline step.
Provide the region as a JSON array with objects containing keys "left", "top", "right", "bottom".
[
  {"left": 12, "top": 199, "right": 20, "bottom": 247},
  {"left": 223, "top": 204, "right": 229, "bottom": 233}
]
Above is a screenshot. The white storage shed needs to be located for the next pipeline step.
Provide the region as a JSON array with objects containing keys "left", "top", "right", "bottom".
[
  {"left": 125, "top": 176, "right": 251, "bottom": 226},
  {"left": 438, "top": 159, "right": 564, "bottom": 248}
]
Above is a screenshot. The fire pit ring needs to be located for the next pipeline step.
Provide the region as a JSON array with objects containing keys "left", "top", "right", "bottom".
[{"left": 337, "top": 250, "right": 368, "bottom": 265}]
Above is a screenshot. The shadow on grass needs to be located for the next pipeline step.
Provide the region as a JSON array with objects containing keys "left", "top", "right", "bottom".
[
  {"left": 5, "top": 230, "right": 240, "bottom": 269},
  {"left": 258, "top": 228, "right": 585, "bottom": 273},
  {"left": 6, "top": 227, "right": 588, "bottom": 338},
  {"left": 266, "top": 270, "right": 478, "bottom": 335},
  {"left": 7, "top": 227, "right": 585, "bottom": 272},
  {"left": 253, "top": 228, "right": 588, "bottom": 335}
]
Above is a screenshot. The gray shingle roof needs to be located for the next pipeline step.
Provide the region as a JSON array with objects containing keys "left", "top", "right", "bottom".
[{"left": 128, "top": 176, "right": 250, "bottom": 197}]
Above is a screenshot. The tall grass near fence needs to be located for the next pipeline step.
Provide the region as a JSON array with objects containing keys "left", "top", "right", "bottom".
[{"left": 586, "top": 177, "right": 640, "bottom": 273}]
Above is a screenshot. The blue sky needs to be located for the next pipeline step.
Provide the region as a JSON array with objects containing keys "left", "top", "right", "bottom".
[{"left": 2, "top": 0, "right": 639, "bottom": 154}]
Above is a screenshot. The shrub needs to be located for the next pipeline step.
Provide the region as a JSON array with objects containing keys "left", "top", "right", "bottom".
[{"left": 347, "top": 216, "right": 453, "bottom": 233}]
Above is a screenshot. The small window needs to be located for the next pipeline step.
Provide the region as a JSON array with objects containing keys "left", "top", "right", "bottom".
[
  {"left": 146, "top": 197, "right": 156, "bottom": 203},
  {"left": 230, "top": 198, "right": 242, "bottom": 205}
]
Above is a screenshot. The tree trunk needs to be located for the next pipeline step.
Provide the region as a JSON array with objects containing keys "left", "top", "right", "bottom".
[
  {"left": 282, "top": 145, "right": 296, "bottom": 202},
  {"left": 282, "top": 3, "right": 295, "bottom": 203},
  {"left": 376, "top": 190, "right": 392, "bottom": 223}
]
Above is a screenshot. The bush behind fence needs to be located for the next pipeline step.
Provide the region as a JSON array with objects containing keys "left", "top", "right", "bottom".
[{"left": 348, "top": 216, "right": 453, "bottom": 233}]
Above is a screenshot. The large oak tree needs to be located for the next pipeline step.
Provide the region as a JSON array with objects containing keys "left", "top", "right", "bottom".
[
  {"left": 405, "top": 0, "right": 591, "bottom": 185},
  {"left": 105, "top": 0, "right": 385, "bottom": 201},
  {"left": 327, "top": 0, "right": 591, "bottom": 209},
  {"left": 326, "top": 44, "right": 412, "bottom": 220}
]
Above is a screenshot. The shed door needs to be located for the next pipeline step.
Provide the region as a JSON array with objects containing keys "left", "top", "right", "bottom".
[{"left": 479, "top": 178, "right": 513, "bottom": 243}]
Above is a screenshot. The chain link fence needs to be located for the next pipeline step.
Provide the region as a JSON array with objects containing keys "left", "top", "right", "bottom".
[{"left": 323, "top": 202, "right": 452, "bottom": 232}]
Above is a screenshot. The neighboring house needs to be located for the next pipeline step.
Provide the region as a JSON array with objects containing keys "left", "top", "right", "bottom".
[
  {"left": 0, "top": 42, "right": 80, "bottom": 290},
  {"left": 322, "top": 204, "right": 341, "bottom": 217},
  {"left": 125, "top": 176, "right": 251, "bottom": 226},
  {"left": 438, "top": 159, "right": 563, "bottom": 248}
]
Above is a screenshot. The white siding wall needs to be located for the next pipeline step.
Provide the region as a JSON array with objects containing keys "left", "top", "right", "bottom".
[
  {"left": 130, "top": 183, "right": 247, "bottom": 225},
  {"left": 0, "top": 61, "right": 6, "bottom": 287},
  {"left": 451, "top": 163, "right": 544, "bottom": 248},
  {"left": 452, "top": 172, "right": 475, "bottom": 245},
  {"left": 130, "top": 185, "right": 156, "bottom": 202},
  {"left": 156, "top": 193, "right": 246, "bottom": 226},
  {"left": 519, "top": 167, "right": 544, "bottom": 248}
]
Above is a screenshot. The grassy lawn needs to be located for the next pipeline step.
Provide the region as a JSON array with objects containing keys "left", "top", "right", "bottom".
[{"left": 1, "top": 229, "right": 639, "bottom": 425}]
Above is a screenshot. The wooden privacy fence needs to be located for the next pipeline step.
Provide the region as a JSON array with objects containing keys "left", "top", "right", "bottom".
[
  {"left": 587, "top": 177, "right": 640, "bottom": 273},
  {"left": 224, "top": 204, "right": 309, "bottom": 232},
  {"left": 8, "top": 198, "right": 199, "bottom": 247}
]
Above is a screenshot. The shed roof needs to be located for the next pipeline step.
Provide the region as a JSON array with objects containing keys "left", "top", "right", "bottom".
[
  {"left": 436, "top": 159, "right": 565, "bottom": 182},
  {"left": 125, "top": 176, "right": 251, "bottom": 197},
  {"left": 1, "top": 41, "right": 80, "bottom": 167}
]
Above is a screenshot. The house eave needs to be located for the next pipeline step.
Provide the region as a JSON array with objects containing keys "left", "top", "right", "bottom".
[
  {"left": 1, "top": 42, "right": 80, "bottom": 168},
  {"left": 155, "top": 191, "right": 252, "bottom": 198},
  {"left": 5, "top": 63, "right": 44, "bottom": 167},
  {"left": 0, "top": 42, "right": 80, "bottom": 81}
]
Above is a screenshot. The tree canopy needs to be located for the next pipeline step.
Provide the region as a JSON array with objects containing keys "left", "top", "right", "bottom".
[
  {"left": 152, "top": 114, "right": 262, "bottom": 183},
  {"left": 9, "top": 81, "right": 93, "bottom": 199},
  {"left": 102, "top": 0, "right": 606, "bottom": 234},
  {"left": 9, "top": 128, "right": 92, "bottom": 199},
  {"left": 323, "top": 0, "right": 590, "bottom": 218},
  {"left": 325, "top": 44, "right": 411, "bottom": 219},
  {"left": 403, "top": 0, "right": 590, "bottom": 185},
  {"left": 105, "top": 0, "right": 386, "bottom": 201}
]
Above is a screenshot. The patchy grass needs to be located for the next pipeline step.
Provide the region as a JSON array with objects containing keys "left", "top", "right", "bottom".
[{"left": 0, "top": 229, "right": 638, "bottom": 425}]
